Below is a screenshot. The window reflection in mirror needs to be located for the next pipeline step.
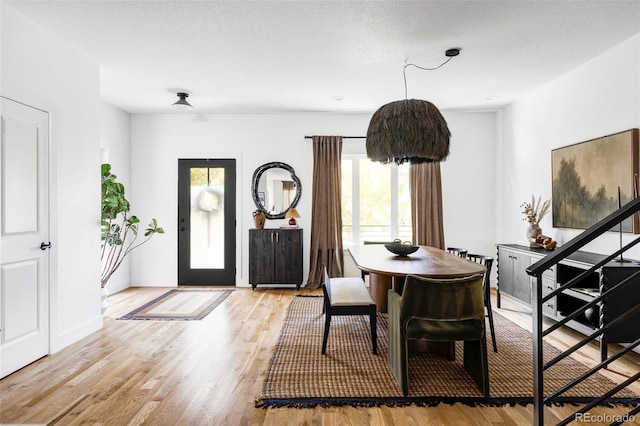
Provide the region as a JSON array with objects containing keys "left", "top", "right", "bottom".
[
  {"left": 251, "top": 162, "right": 301, "bottom": 220},
  {"left": 257, "top": 168, "right": 297, "bottom": 214}
]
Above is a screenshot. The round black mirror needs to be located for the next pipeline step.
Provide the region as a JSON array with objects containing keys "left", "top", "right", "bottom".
[{"left": 251, "top": 162, "right": 301, "bottom": 219}]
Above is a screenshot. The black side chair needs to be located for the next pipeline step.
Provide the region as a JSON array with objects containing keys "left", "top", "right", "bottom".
[
  {"left": 466, "top": 254, "right": 498, "bottom": 353},
  {"left": 321, "top": 264, "right": 377, "bottom": 355},
  {"left": 447, "top": 247, "right": 468, "bottom": 257}
]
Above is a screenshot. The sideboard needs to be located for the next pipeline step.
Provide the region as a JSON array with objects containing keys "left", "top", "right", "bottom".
[
  {"left": 249, "top": 228, "right": 303, "bottom": 290},
  {"left": 496, "top": 244, "right": 640, "bottom": 360}
]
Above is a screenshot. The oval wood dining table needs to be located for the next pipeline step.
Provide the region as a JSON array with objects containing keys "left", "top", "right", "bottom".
[
  {"left": 348, "top": 244, "right": 486, "bottom": 359},
  {"left": 348, "top": 244, "right": 486, "bottom": 313}
]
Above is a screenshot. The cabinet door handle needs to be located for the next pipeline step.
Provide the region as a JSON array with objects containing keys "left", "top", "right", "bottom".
[
  {"left": 271, "top": 232, "right": 274, "bottom": 243},
  {"left": 276, "top": 232, "right": 279, "bottom": 243}
]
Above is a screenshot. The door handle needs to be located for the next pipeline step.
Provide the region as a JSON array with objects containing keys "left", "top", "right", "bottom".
[{"left": 40, "top": 241, "right": 52, "bottom": 250}]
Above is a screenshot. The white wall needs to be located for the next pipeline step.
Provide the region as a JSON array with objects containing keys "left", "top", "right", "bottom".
[
  {"left": 2, "top": 6, "right": 103, "bottom": 351},
  {"left": 498, "top": 33, "right": 640, "bottom": 259},
  {"left": 129, "top": 111, "right": 496, "bottom": 287},
  {"left": 441, "top": 112, "right": 497, "bottom": 258},
  {"left": 100, "top": 103, "right": 132, "bottom": 293}
]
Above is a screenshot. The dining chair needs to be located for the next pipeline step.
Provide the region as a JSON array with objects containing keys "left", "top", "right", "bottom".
[
  {"left": 465, "top": 254, "right": 497, "bottom": 353},
  {"left": 447, "top": 247, "right": 468, "bottom": 257},
  {"left": 387, "top": 274, "right": 489, "bottom": 397},
  {"left": 321, "top": 264, "right": 377, "bottom": 355}
]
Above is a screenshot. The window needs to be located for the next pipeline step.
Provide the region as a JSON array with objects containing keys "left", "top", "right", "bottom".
[{"left": 342, "top": 156, "right": 411, "bottom": 246}]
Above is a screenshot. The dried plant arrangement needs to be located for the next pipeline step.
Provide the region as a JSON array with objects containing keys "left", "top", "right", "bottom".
[{"left": 521, "top": 194, "right": 551, "bottom": 226}]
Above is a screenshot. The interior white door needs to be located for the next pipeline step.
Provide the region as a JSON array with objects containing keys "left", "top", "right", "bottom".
[{"left": 0, "top": 97, "right": 50, "bottom": 378}]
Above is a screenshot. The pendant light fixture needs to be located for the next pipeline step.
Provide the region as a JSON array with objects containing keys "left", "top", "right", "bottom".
[
  {"left": 172, "top": 92, "right": 193, "bottom": 110},
  {"left": 366, "top": 48, "right": 460, "bottom": 165}
]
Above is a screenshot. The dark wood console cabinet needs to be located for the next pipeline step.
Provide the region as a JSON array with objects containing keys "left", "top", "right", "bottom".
[
  {"left": 497, "top": 244, "right": 640, "bottom": 360},
  {"left": 249, "top": 228, "right": 303, "bottom": 290}
]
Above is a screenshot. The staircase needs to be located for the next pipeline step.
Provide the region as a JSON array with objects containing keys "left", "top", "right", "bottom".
[{"left": 527, "top": 196, "right": 640, "bottom": 425}]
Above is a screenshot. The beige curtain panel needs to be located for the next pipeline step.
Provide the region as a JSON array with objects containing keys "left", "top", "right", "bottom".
[
  {"left": 410, "top": 161, "right": 445, "bottom": 248},
  {"left": 282, "top": 180, "right": 295, "bottom": 208},
  {"left": 306, "top": 135, "right": 344, "bottom": 289}
]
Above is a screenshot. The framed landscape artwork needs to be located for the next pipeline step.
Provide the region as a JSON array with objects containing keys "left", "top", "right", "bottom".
[{"left": 551, "top": 129, "right": 639, "bottom": 234}]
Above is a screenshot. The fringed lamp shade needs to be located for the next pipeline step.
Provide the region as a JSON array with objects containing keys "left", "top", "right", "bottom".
[{"left": 366, "top": 99, "right": 451, "bottom": 164}]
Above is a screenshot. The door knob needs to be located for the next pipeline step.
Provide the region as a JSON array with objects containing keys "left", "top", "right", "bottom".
[{"left": 40, "top": 241, "right": 52, "bottom": 250}]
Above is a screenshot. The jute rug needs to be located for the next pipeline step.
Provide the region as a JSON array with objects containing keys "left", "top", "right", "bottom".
[
  {"left": 257, "top": 295, "right": 639, "bottom": 408},
  {"left": 118, "top": 289, "right": 233, "bottom": 320}
]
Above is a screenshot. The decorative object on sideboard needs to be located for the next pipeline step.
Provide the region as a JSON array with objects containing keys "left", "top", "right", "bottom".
[
  {"left": 516, "top": 234, "right": 557, "bottom": 250},
  {"left": 521, "top": 194, "right": 550, "bottom": 240},
  {"left": 525, "top": 224, "right": 542, "bottom": 240},
  {"left": 534, "top": 234, "right": 557, "bottom": 251},
  {"left": 253, "top": 210, "right": 266, "bottom": 229},
  {"left": 365, "top": 49, "right": 460, "bottom": 165},
  {"left": 285, "top": 207, "right": 300, "bottom": 226}
]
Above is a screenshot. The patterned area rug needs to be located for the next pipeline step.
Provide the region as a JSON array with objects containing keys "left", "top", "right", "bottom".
[
  {"left": 118, "top": 289, "right": 233, "bottom": 320},
  {"left": 257, "top": 296, "right": 639, "bottom": 408}
]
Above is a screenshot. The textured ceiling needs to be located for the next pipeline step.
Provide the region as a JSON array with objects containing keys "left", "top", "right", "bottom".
[{"left": 6, "top": 0, "right": 640, "bottom": 114}]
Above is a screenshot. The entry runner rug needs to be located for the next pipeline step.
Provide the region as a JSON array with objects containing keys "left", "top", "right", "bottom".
[
  {"left": 118, "top": 289, "right": 233, "bottom": 320},
  {"left": 257, "top": 295, "right": 638, "bottom": 408}
]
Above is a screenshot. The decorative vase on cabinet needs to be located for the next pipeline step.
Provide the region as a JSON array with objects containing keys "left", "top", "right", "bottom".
[
  {"left": 252, "top": 210, "right": 266, "bottom": 229},
  {"left": 249, "top": 228, "right": 303, "bottom": 290},
  {"left": 526, "top": 224, "right": 542, "bottom": 240}
]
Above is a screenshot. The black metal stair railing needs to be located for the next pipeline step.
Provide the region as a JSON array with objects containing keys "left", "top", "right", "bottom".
[{"left": 527, "top": 196, "right": 640, "bottom": 426}]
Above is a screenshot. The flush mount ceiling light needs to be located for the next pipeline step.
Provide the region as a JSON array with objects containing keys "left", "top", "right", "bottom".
[
  {"left": 172, "top": 92, "right": 193, "bottom": 110},
  {"left": 366, "top": 48, "right": 460, "bottom": 165}
]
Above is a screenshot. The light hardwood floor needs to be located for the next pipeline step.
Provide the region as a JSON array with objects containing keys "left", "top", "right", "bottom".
[{"left": 0, "top": 287, "right": 638, "bottom": 425}]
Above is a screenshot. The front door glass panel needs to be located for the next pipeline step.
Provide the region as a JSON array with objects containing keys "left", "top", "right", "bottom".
[{"left": 190, "top": 167, "right": 225, "bottom": 269}]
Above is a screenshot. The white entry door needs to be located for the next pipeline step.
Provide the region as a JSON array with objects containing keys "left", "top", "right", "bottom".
[{"left": 0, "top": 97, "right": 50, "bottom": 378}]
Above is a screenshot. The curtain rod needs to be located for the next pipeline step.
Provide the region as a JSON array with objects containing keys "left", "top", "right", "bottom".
[{"left": 304, "top": 136, "right": 366, "bottom": 139}]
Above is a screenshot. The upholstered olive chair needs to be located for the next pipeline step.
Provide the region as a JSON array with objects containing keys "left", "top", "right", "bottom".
[{"left": 387, "top": 274, "right": 489, "bottom": 397}]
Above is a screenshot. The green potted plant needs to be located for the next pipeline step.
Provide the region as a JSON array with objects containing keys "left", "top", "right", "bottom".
[{"left": 101, "top": 163, "right": 164, "bottom": 288}]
